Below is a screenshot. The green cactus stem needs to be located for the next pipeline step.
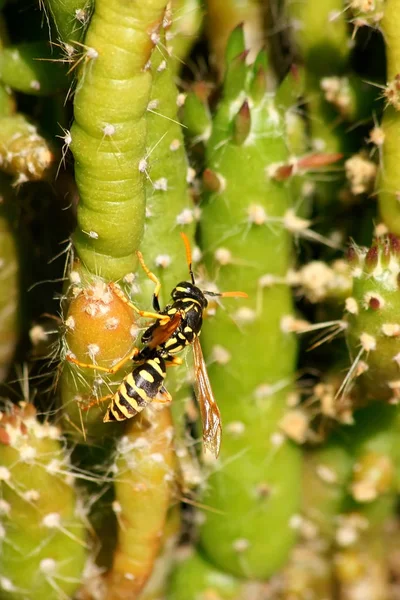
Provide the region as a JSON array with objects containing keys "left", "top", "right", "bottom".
[
  {"left": 378, "top": 0, "right": 400, "bottom": 234},
  {"left": 168, "top": 549, "right": 244, "bottom": 600},
  {"left": 0, "top": 42, "right": 67, "bottom": 96},
  {"left": 205, "top": 0, "right": 265, "bottom": 78},
  {"left": 194, "top": 32, "right": 302, "bottom": 579},
  {"left": 105, "top": 407, "right": 177, "bottom": 598},
  {"left": 286, "top": 0, "right": 351, "bottom": 209},
  {"left": 0, "top": 115, "right": 54, "bottom": 185},
  {"left": 41, "top": 0, "right": 93, "bottom": 45},
  {"left": 137, "top": 19, "right": 198, "bottom": 498},
  {"left": 140, "top": 506, "right": 181, "bottom": 600},
  {"left": 0, "top": 403, "right": 87, "bottom": 599},
  {"left": 301, "top": 440, "right": 354, "bottom": 543},
  {"left": 168, "top": 0, "right": 204, "bottom": 72},
  {"left": 0, "top": 182, "right": 18, "bottom": 383},
  {"left": 70, "top": 0, "right": 169, "bottom": 280},
  {"left": 345, "top": 235, "right": 400, "bottom": 402}
]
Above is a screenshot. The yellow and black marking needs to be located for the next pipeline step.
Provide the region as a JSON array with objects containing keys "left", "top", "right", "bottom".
[
  {"left": 140, "top": 282, "right": 207, "bottom": 358},
  {"left": 66, "top": 233, "right": 246, "bottom": 457},
  {"left": 104, "top": 354, "right": 170, "bottom": 422}
]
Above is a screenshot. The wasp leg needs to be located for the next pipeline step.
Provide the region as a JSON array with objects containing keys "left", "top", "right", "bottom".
[
  {"left": 109, "top": 282, "right": 167, "bottom": 322},
  {"left": 165, "top": 356, "right": 184, "bottom": 367},
  {"left": 66, "top": 347, "right": 140, "bottom": 374},
  {"left": 79, "top": 393, "right": 113, "bottom": 411},
  {"left": 154, "top": 386, "right": 172, "bottom": 404},
  {"left": 136, "top": 250, "right": 162, "bottom": 312}
]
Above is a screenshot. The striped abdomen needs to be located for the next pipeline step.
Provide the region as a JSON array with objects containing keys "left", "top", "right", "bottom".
[{"left": 104, "top": 355, "right": 170, "bottom": 422}]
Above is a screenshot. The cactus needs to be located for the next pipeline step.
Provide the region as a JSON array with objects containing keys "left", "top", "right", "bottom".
[
  {"left": 0, "top": 403, "right": 87, "bottom": 599},
  {"left": 379, "top": 0, "right": 400, "bottom": 234},
  {"left": 0, "top": 179, "right": 18, "bottom": 382},
  {"left": 345, "top": 235, "right": 400, "bottom": 402},
  {"left": 191, "top": 29, "right": 302, "bottom": 580},
  {"left": 5, "top": 0, "right": 400, "bottom": 597}
]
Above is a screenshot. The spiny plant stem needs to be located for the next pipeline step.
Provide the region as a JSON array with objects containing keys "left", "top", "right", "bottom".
[
  {"left": 379, "top": 0, "right": 400, "bottom": 233},
  {"left": 70, "top": 0, "right": 169, "bottom": 279},
  {"left": 194, "top": 29, "right": 302, "bottom": 579}
]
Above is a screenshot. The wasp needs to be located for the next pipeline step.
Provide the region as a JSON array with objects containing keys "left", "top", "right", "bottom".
[{"left": 66, "top": 233, "right": 247, "bottom": 457}]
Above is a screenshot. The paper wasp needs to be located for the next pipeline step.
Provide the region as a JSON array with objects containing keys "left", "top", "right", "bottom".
[{"left": 66, "top": 233, "right": 247, "bottom": 457}]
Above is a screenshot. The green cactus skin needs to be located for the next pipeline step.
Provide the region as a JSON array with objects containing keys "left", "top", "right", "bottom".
[
  {"left": 41, "top": 0, "right": 93, "bottom": 45},
  {"left": 168, "top": 0, "right": 204, "bottom": 72},
  {"left": 378, "top": 1, "right": 400, "bottom": 234},
  {"left": 0, "top": 182, "right": 18, "bottom": 383},
  {"left": 140, "top": 506, "right": 181, "bottom": 600},
  {"left": 195, "top": 33, "right": 302, "bottom": 579},
  {"left": 139, "top": 30, "right": 195, "bottom": 304},
  {"left": 0, "top": 42, "right": 67, "bottom": 96},
  {"left": 168, "top": 550, "right": 244, "bottom": 600},
  {"left": 302, "top": 440, "right": 354, "bottom": 543},
  {"left": 0, "top": 115, "right": 53, "bottom": 185},
  {"left": 70, "top": 0, "right": 169, "bottom": 280},
  {"left": 286, "top": 0, "right": 350, "bottom": 209},
  {"left": 138, "top": 20, "right": 199, "bottom": 494},
  {"left": 105, "top": 407, "right": 177, "bottom": 598},
  {"left": 205, "top": 0, "right": 264, "bottom": 78},
  {"left": 183, "top": 88, "right": 212, "bottom": 144},
  {"left": 345, "top": 404, "right": 400, "bottom": 505},
  {"left": 345, "top": 236, "right": 400, "bottom": 402},
  {"left": 0, "top": 403, "right": 87, "bottom": 599}
]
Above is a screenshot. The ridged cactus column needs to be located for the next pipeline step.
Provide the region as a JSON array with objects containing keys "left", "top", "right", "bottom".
[
  {"left": 0, "top": 404, "right": 87, "bottom": 599},
  {"left": 195, "top": 32, "right": 302, "bottom": 579},
  {"left": 345, "top": 236, "right": 400, "bottom": 402},
  {"left": 379, "top": 0, "right": 400, "bottom": 234},
  {"left": 70, "top": 0, "right": 169, "bottom": 279},
  {"left": 0, "top": 180, "right": 18, "bottom": 382}
]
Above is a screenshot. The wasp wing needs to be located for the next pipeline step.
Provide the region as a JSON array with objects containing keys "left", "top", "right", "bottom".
[
  {"left": 145, "top": 312, "right": 183, "bottom": 349},
  {"left": 192, "top": 337, "right": 222, "bottom": 458}
]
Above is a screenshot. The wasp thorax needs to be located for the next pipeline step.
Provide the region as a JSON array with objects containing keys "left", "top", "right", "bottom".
[{"left": 171, "top": 282, "right": 208, "bottom": 308}]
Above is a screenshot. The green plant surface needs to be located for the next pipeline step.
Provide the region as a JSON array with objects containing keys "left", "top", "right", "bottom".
[
  {"left": 169, "top": 0, "right": 204, "bottom": 72},
  {"left": 194, "top": 31, "right": 302, "bottom": 579},
  {"left": 0, "top": 42, "right": 67, "bottom": 96},
  {"left": 105, "top": 408, "right": 177, "bottom": 598},
  {"left": 286, "top": 0, "right": 351, "bottom": 210},
  {"left": 168, "top": 550, "right": 244, "bottom": 600},
  {"left": 345, "top": 237, "right": 400, "bottom": 402},
  {"left": 0, "top": 180, "right": 18, "bottom": 382},
  {"left": 0, "top": 115, "right": 53, "bottom": 184},
  {"left": 0, "top": 404, "right": 87, "bottom": 599},
  {"left": 379, "top": 0, "right": 400, "bottom": 234},
  {"left": 41, "top": 0, "right": 93, "bottom": 45},
  {"left": 205, "top": 0, "right": 264, "bottom": 77},
  {"left": 70, "top": 0, "right": 169, "bottom": 280}
]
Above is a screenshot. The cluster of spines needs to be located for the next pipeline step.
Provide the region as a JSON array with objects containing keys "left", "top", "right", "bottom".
[
  {"left": 0, "top": 403, "right": 87, "bottom": 599},
  {"left": 344, "top": 234, "right": 400, "bottom": 402}
]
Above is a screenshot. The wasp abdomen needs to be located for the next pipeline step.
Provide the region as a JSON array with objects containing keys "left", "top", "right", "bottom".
[{"left": 104, "top": 355, "right": 167, "bottom": 422}]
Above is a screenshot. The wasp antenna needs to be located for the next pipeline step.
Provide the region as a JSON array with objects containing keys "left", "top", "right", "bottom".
[
  {"left": 205, "top": 290, "right": 248, "bottom": 298},
  {"left": 180, "top": 231, "right": 196, "bottom": 284},
  {"left": 220, "top": 291, "right": 248, "bottom": 298}
]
